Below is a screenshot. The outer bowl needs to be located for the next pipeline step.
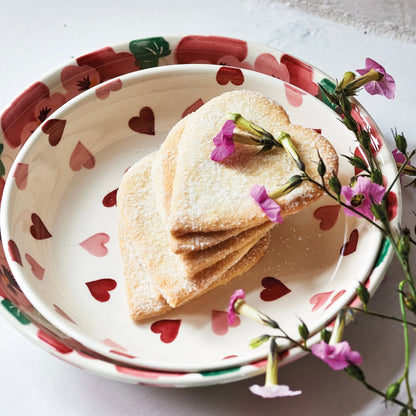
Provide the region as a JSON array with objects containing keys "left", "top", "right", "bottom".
[{"left": 0, "top": 35, "right": 400, "bottom": 386}]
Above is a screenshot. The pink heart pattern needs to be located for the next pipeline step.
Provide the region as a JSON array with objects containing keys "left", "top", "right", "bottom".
[
  {"left": 25, "top": 253, "right": 45, "bottom": 280},
  {"left": 211, "top": 310, "right": 240, "bottom": 335},
  {"left": 69, "top": 141, "right": 95, "bottom": 171},
  {"left": 128, "top": 106, "right": 155, "bottom": 135},
  {"left": 309, "top": 291, "right": 334, "bottom": 312},
  {"left": 95, "top": 78, "right": 122, "bottom": 99},
  {"left": 13, "top": 163, "right": 29, "bottom": 190},
  {"left": 102, "top": 188, "right": 118, "bottom": 207},
  {"left": 216, "top": 66, "right": 244, "bottom": 85},
  {"left": 79, "top": 233, "right": 110, "bottom": 257}
]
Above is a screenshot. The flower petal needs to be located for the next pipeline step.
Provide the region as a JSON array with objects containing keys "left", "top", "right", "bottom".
[
  {"left": 250, "top": 184, "right": 284, "bottom": 223},
  {"left": 227, "top": 289, "right": 245, "bottom": 325},
  {"left": 249, "top": 384, "right": 302, "bottom": 398}
]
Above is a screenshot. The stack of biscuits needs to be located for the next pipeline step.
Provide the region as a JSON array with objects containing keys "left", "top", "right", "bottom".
[{"left": 117, "top": 90, "right": 338, "bottom": 321}]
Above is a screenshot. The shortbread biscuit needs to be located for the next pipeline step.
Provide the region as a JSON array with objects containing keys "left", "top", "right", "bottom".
[
  {"left": 152, "top": 115, "right": 263, "bottom": 253},
  {"left": 118, "top": 152, "right": 270, "bottom": 310},
  {"left": 168, "top": 90, "right": 338, "bottom": 236}
]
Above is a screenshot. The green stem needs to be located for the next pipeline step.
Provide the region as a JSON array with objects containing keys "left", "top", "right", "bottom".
[
  {"left": 385, "top": 149, "right": 416, "bottom": 197},
  {"left": 398, "top": 281, "right": 414, "bottom": 411},
  {"left": 347, "top": 307, "right": 416, "bottom": 328}
]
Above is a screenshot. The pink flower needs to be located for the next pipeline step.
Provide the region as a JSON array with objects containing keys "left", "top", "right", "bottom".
[
  {"left": 249, "top": 384, "right": 302, "bottom": 398},
  {"left": 311, "top": 340, "right": 362, "bottom": 370},
  {"left": 227, "top": 289, "right": 245, "bottom": 325},
  {"left": 210, "top": 120, "right": 236, "bottom": 162},
  {"left": 392, "top": 148, "right": 406, "bottom": 165},
  {"left": 250, "top": 184, "right": 284, "bottom": 224},
  {"left": 356, "top": 58, "right": 396, "bottom": 99},
  {"left": 341, "top": 176, "right": 385, "bottom": 219}
]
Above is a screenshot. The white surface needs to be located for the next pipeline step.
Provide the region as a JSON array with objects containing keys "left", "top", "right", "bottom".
[{"left": 0, "top": 0, "right": 415, "bottom": 415}]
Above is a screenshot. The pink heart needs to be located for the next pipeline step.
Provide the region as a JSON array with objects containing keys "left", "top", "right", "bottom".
[
  {"left": 284, "top": 83, "right": 304, "bottom": 107},
  {"left": 309, "top": 291, "right": 334, "bottom": 311},
  {"left": 79, "top": 233, "right": 110, "bottom": 257},
  {"left": 260, "top": 277, "right": 291, "bottom": 302},
  {"left": 69, "top": 141, "right": 95, "bottom": 171},
  {"left": 25, "top": 253, "right": 45, "bottom": 280},
  {"left": 325, "top": 290, "right": 346, "bottom": 310},
  {"left": 151, "top": 319, "right": 181, "bottom": 343},
  {"left": 95, "top": 78, "right": 122, "bottom": 100},
  {"left": 13, "top": 163, "right": 29, "bottom": 190},
  {"left": 30, "top": 213, "right": 52, "bottom": 240},
  {"left": 86, "top": 278, "right": 117, "bottom": 302},
  {"left": 313, "top": 205, "right": 341, "bottom": 231},
  {"left": 211, "top": 310, "right": 240, "bottom": 335}
]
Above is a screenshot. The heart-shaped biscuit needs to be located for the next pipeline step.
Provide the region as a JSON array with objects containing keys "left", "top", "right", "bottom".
[{"left": 168, "top": 90, "right": 338, "bottom": 236}]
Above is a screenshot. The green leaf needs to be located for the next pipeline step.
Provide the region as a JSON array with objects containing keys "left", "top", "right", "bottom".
[
  {"left": 1, "top": 299, "right": 31, "bottom": 325},
  {"left": 129, "top": 37, "right": 171, "bottom": 69}
]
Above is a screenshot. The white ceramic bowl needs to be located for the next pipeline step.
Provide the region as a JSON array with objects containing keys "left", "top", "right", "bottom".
[
  {"left": 1, "top": 62, "right": 396, "bottom": 373},
  {"left": 0, "top": 35, "right": 400, "bottom": 386}
]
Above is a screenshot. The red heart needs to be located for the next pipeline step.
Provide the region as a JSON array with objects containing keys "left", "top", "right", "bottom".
[
  {"left": 309, "top": 291, "right": 334, "bottom": 311},
  {"left": 25, "top": 253, "right": 45, "bottom": 280},
  {"left": 128, "top": 106, "right": 155, "bottom": 135},
  {"left": 7, "top": 240, "right": 22, "bottom": 266},
  {"left": 86, "top": 278, "right": 117, "bottom": 302},
  {"left": 79, "top": 233, "right": 110, "bottom": 257},
  {"left": 95, "top": 78, "right": 122, "bottom": 99},
  {"left": 30, "top": 213, "right": 52, "bottom": 240},
  {"left": 151, "top": 319, "right": 181, "bottom": 343},
  {"left": 37, "top": 329, "right": 73, "bottom": 354},
  {"left": 211, "top": 310, "right": 240, "bottom": 335},
  {"left": 340, "top": 229, "right": 359, "bottom": 256},
  {"left": 386, "top": 191, "right": 398, "bottom": 221},
  {"left": 42, "top": 119, "right": 66, "bottom": 146},
  {"left": 102, "top": 188, "right": 118, "bottom": 207},
  {"left": 69, "top": 141, "right": 95, "bottom": 171},
  {"left": 313, "top": 205, "right": 341, "bottom": 231},
  {"left": 13, "top": 163, "right": 29, "bottom": 190},
  {"left": 182, "top": 98, "right": 204, "bottom": 118},
  {"left": 216, "top": 66, "right": 244, "bottom": 86},
  {"left": 260, "top": 277, "right": 291, "bottom": 302}
]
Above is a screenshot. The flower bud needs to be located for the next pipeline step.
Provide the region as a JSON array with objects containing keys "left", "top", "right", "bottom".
[
  {"left": 370, "top": 169, "right": 384, "bottom": 185},
  {"left": 344, "top": 154, "right": 369, "bottom": 172},
  {"left": 317, "top": 151, "right": 326, "bottom": 178},
  {"left": 399, "top": 408, "right": 409, "bottom": 416},
  {"left": 371, "top": 203, "right": 388, "bottom": 223},
  {"left": 356, "top": 282, "right": 370, "bottom": 306},
  {"left": 329, "top": 173, "right": 342, "bottom": 196},
  {"left": 385, "top": 381, "right": 401, "bottom": 401},
  {"left": 298, "top": 321, "right": 309, "bottom": 341},
  {"left": 320, "top": 328, "right": 332, "bottom": 343},
  {"left": 397, "top": 227, "right": 411, "bottom": 259},
  {"left": 345, "top": 364, "right": 365, "bottom": 381},
  {"left": 339, "top": 71, "right": 356, "bottom": 88},
  {"left": 249, "top": 334, "right": 271, "bottom": 349},
  {"left": 343, "top": 115, "right": 358, "bottom": 132},
  {"left": 358, "top": 130, "right": 371, "bottom": 151},
  {"left": 401, "top": 291, "right": 416, "bottom": 313},
  {"left": 394, "top": 131, "right": 407, "bottom": 154}
]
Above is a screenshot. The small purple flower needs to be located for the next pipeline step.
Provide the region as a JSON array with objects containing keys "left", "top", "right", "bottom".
[
  {"left": 341, "top": 176, "right": 385, "bottom": 219},
  {"left": 250, "top": 184, "right": 284, "bottom": 224},
  {"left": 227, "top": 289, "right": 245, "bottom": 325},
  {"left": 392, "top": 148, "right": 406, "bottom": 165},
  {"left": 249, "top": 384, "right": 302, "bottom": 398},
  {"left": 356, "top": 58, "right": 396, "bottom": 99},
  {"left": 210, "top": 119, "right": 236, "bottom": 162},
  {"left": 311, "top": 340, "right": 362, "bottom": 370}
]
